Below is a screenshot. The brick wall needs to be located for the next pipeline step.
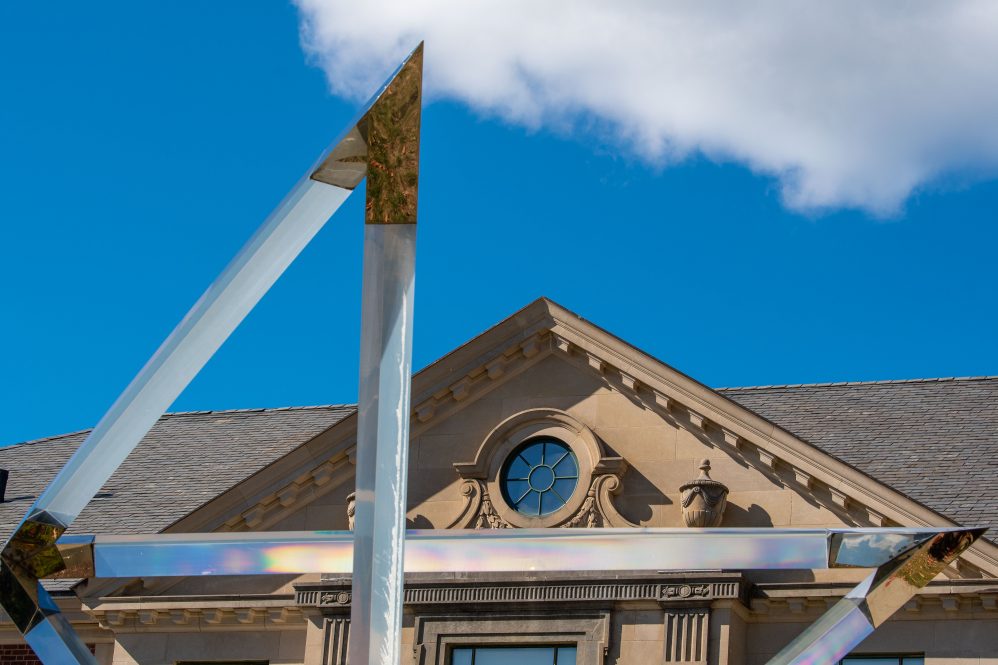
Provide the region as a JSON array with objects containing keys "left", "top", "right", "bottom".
[{"left": 0, "top": 643, "right": 95, "bottom": 664}]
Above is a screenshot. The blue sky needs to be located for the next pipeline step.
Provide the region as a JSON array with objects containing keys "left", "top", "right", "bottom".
[{"left": 1, "top": 2, "right": 996, "bottom": 445}]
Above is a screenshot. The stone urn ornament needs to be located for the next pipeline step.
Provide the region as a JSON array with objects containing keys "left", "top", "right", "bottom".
[{"left": 680, "top": 459, "right": 729, "bottom": 527}]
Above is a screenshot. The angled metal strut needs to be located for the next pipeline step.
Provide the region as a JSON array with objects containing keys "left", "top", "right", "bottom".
[
  {"left": 0, "top": 44, "right": 423, "bottom": 665},
  {"left": 0, "top": 42, "right": 986, "bottom": 665}
]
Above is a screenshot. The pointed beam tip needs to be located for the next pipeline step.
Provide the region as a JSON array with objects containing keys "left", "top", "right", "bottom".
[{"left": 309, "top": 42, "right": 424, "bottom": 194}]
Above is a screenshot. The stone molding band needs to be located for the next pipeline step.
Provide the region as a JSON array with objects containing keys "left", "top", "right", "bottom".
[{"left": 296, "top": 579, "right": 744, "bottom": 610}]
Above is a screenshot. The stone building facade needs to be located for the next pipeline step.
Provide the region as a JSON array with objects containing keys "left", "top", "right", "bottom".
[{"left": 0, "top": 298, "right": 995, "bottom": 664}]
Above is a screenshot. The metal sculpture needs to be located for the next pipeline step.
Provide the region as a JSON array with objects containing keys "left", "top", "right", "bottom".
[
  {"left": 0, "top": 42, "right": 986, "bottom": 665},
  {"left": 41, "top": 526, "right": 991, "bottom": 664},
  {"left": 0, "top": 43, "right": 423, "bottom": 665}
]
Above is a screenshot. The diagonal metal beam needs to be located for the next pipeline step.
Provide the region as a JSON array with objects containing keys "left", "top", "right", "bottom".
[
  {"left": 0, "top": 43, "right": 424, "bottom": 665},
  {"left": 767, "top": 527, "right": 985, "bottom": 664},
  {"left": 1, "top": 36, "right": 984, "bottom": 665}
]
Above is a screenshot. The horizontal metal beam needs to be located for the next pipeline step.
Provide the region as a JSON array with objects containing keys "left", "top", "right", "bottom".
[{"left": 50, "top": 527, "right": 978, "bottom": 578}]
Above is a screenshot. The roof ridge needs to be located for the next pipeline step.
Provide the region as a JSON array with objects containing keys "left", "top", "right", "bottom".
[
  {"left": 160, "top": 404, "right": 355, "bottom": 417},
  {"left": 0, "top": 428, "right": 94, "bottom": 450},
  {"left": 716, "top": 375, "right": 998, "bottom": 391},
  {"left": 1, "top": 405, "right": 357, "bottom": 450}
]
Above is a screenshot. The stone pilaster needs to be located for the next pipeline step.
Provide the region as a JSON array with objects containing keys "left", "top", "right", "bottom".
[{"left": 663, "top": 609, "right": 709, "bottom": 664}]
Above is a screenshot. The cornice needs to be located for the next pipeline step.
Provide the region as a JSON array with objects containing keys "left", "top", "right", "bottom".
[
  {"left": 176, "top": 329, "right": 556, "bottom": 537},
  {"left": 219, "top": 453, "right": 355, "bottom": 533},
  {"left": 541, "top": 307, "right": 998, "bottom": 576},
  {"left": 751, "top": 580, "right": 998, "bottom": 617},
  {"left": 410, "top": 330, "right": 551, "bottom": 429},
  {"left": 295, "top": 577, "right": 745, "bottom": 611},
  {"left": 167, "top": 297, "right": 996, "bottom": 578},
  {"left": 294, "top": 575, "right": 998, "bottom": 618},
  {"left": 83, "top": 595, "right": 307, "bottom": 633}
]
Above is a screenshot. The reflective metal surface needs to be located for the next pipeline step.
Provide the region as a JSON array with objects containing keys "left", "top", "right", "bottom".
[
  {"left": 828, "top": 529, "right": 940, "bottom": 568},
  {"left": 49, "top": 527, "right": 981, "bottom": 577},
  {"left": 0, "top": 172, "right": 351, "bottom": 665},
  {"left": 24, "top": 609, "right": 98, "bottom": 665},
  {"left": 312, "top": 43, "right": 422, "bottom": 226},
  {"left": 0, "top": 44, "right": 424, "bottom": 664},
  {"left": 351, "top": 224, "right": 417, "bottom": 665},
  {"left": 38, "top": 526, "right": 983, "bottom": 665},
  {"left": 0, "top": 35, "right": 986, "bottom": 665},
  {"left": 19, "top": 180, "right": 350, "bottom": 535},
  {"left": 767, "top": 527, "right": 985, "bottom": 665},
  {"left": 47, "top": 535, "right": 95, "bottom": 580},
  {"left": 337, "top": 41, "right": 422, "bottom": 665}
]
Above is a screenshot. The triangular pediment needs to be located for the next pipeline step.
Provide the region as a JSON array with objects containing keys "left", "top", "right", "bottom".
[{"left": 167, "top": 298, "right": 997, "bottom": 578}]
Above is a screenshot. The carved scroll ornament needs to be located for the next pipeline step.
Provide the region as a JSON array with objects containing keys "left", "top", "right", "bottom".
[
  {"left": 447, "top": 409, "right": 640, "bottom": 529},
  {"left": 448, "top": 473, "right": 636, "bottom": 530}
]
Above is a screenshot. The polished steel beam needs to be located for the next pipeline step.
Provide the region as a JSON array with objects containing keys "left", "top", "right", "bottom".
[
  {"left": 0, "top": 187, "right": 351, "bottom": 662},
  {"left": 768, "top": 527, "right": 985, "bottom": 664},
  {"left": 352, "top": 224, "right": 417, "bottom": 665},
  {"left": 338, "top": 44, "right": 422, "bottom": 665},
  {"left": 45, "top": 525, "right": 985, "bottom": 665},
  {"left": 1, "top": 36, "right": 985, "bottom": 665},
  {"left": 50, "top": 527, "right": 981, "bottom": 579},
  {"left": 0, "top": 44, "right": 424, "bottom": 665}
]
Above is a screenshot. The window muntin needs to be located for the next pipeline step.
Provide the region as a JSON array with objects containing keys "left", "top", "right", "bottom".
[
  {"left": 451, "top": 646, "right": 577, "bottom": 665},
  {"left": 500, "top": 438, "right": 579, "bottom": 516}
]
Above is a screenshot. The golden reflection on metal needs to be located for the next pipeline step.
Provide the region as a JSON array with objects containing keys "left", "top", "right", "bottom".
[
  {"left": 0, "top": 35, "right": 987, "bottom": 665},
  {"left": 35, "top": 525, "right": 984, "bottom": 665},
  {"left": 0, "top": 514, "right": 67, "bottom": 631},
  {"left": 3, "top": 516, "right": 66, "bottom": 580},
  {"left": 49, "top": 537, "right": 95, "bottom": 580},
  {"left": 863, "top": 527, "right": 983, "bottom": 627},
  {"left": 767, "top": 526, "right": 986, "bottom": 664},
  {"left": 0, "top": 513, "right": 69, "bottom": 634},
  {"left": 311, "top": 43, "right": 423, "bottom": 224},
  {"left": 0, "top": 562, "right": 38, "bottom": 633}
]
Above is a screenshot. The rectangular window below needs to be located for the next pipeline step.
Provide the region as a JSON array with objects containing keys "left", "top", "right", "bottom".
[
  {"left": 451, "top": 646, "right": 577, "bottom": 665},
  {"left": 176, "top": 661, "right": 269, "bottom": 665}
]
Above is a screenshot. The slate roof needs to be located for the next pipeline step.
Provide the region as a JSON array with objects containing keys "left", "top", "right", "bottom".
[
  {"left": 719, "top": 376, "right": 998, "bottom": 540},
  {"left": 0, "top": 406, "right": 353, "bottom": 538},
  {"left": 1, "top": 378, "right": 994, "bottom": 548}
]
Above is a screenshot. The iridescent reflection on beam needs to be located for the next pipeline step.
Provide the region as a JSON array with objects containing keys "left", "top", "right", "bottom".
[
  {"left": 51, "top": 527, "right": 972, "bottom": 578},
  {"left": 47, "top": 525, "right": 987, "bottom": 665}
]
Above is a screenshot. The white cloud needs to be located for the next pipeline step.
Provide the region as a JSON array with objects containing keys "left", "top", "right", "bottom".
[{"left": 294, "top": 1, "right": 998, "bottom": 215}]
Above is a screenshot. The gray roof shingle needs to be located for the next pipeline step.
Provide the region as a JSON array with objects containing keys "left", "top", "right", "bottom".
[
  {"left": 2, "top": 378, "right": 994, "bottom": 546},
  {"left": 719, "top": 376, "right": 998, "bottom": 538},
  {"left": 0, "top": 406, "right": 354, "bottom": 538}
]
